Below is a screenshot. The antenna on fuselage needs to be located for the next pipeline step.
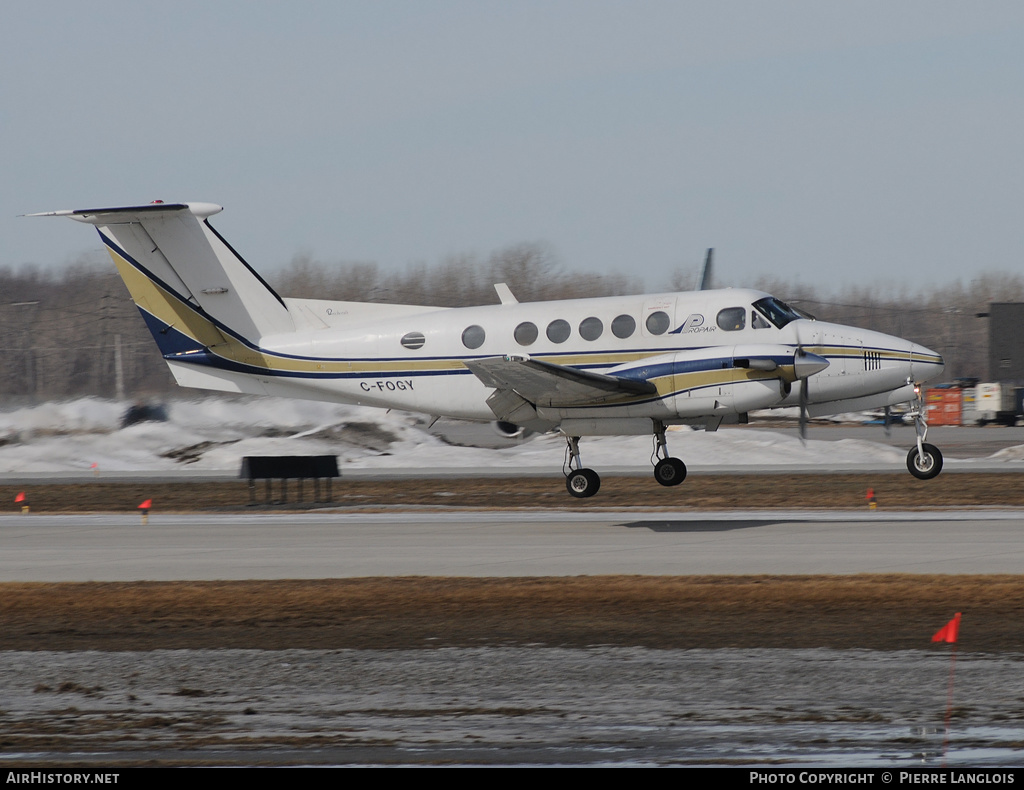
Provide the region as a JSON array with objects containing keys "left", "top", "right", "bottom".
[
  {"left": 494, "top": 282, "right": 518, "bottom": 305},
  {"left": 697, "top": 248, "right": 714, "bottom": 290}
]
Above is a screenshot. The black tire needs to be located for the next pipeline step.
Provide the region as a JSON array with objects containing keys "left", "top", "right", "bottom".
[
  {"left": 566, "top": 468, "right": 601, "bottom": 498},
  {"left": 654, "top": 457, "right": 687, "bottom": 487},
  {"left": 907, "top": 443, "right": 943, "bottom": 480}
]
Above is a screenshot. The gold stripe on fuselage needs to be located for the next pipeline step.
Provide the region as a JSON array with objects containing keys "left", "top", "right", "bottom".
[{"left": 113, "top": 246, "right": 887, "bottom": 387}]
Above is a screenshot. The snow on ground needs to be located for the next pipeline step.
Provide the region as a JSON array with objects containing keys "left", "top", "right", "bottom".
[
  {"left": 0, "top": 396, "right": 1009, "bottom": 474},
  {"left": 989, "top": 445, "right": 1024, "bottom": 462}
]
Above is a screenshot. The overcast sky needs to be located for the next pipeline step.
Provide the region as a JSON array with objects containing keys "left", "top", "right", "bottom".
[{"left": 3, "top": 1, "right": 1023, "bottom": 293}]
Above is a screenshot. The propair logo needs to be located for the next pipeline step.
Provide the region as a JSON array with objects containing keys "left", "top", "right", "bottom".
[{"left": 673, "top": 313, "right": 714, "bottom": 334}]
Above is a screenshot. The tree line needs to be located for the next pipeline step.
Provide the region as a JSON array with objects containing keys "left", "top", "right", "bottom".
[{"left": 0, "top": 245, "right": 1017, "bottom": 403}]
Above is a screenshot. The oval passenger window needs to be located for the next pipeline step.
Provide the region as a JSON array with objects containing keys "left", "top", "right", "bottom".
[
  {"left": 646, "top": 311, "right": 670, "bottom": 335},
  {"left": 514, "top": 321, "right": 538, "bottom": 346},
  {"left": 546, "top": 319, "right": 571, "bottom": 343},
  {"left": 611, "top": 314, "right": 636, "bottom": 338},
  {"left": 579, "top": 316, "right": 603, "bottom": 341},
  {"left": 462, "top": 325, "right": 486, "bottom": 349}
]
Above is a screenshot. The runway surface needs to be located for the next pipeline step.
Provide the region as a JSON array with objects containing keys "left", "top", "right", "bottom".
[{"left": 3, "top": 509, "right": 1024, "bottom": 581}]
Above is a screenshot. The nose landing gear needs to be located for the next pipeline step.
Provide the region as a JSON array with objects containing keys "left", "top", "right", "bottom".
[
  {"left": 906, "top": 386, "right": 943, "bottom": 480},
  {"left": 907, "top": 442, "right": 943, "bottom": 479}
]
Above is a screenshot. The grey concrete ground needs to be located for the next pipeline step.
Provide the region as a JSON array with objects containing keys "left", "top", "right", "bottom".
[{"left": 2, "top": 510, "right": 1024, "bottom": 581}]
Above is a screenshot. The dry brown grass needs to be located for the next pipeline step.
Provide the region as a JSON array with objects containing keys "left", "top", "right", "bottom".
[
  {"left": 3, "top": 473, "right": 1024, "bottom": 512},
  {"left": 1, "top": 576, "right": 1020, "bottom": 652}
]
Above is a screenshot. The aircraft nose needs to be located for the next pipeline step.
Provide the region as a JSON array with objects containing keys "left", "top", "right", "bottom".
[{"left": 912, "top": 343, "right": 944, "bottom": 383}]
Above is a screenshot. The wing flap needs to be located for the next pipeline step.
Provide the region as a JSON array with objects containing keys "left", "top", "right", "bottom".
[{"left": 464, "top": 356, "right": 656, "bottom": 409}]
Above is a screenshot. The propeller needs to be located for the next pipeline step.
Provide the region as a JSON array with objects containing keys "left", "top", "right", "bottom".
[
  {"left": 798, "top": 371, "right": 809, "bottom": 442},
  {"left": 792, "top": 324, "right": 828, "bottom": 443}
]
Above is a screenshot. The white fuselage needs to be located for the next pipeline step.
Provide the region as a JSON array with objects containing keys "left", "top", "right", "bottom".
[{"left": 169, "top": 287, "right": 943, "bottom": 433}]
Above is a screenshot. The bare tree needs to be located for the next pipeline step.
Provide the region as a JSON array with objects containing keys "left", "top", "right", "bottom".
[{"left": 4, "top": 243, "right": 1020, "bottom": 403}]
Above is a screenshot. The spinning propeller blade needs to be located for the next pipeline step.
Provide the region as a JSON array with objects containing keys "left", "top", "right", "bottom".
[
  {"left": 792, "top": 323, "right": 827, "bottom": 443},
  {"left": 798, "top": 374, "right": 809, "bottom": 442}
]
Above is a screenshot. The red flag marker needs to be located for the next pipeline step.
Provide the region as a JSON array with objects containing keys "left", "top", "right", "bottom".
[
  {"left": 15, "top": 491, "right": 28, "bottom": 514},
  {"left": 14, "top": 492, "right": 25, "bottom": 503},
  {"left": 933, "top": 612, "right": 963, "bottom": 766},
  {"left": 932, "top": 612, "right": 961, "bottom": 644},
  {"left": 866, "top": 488, "right": 877, "bottom": 510},
  {"left": 138, "top": 499, "right": 152, "bottom": 525}
]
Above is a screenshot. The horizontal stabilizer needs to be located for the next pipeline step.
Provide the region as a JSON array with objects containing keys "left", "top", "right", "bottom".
[{"left": 28, "top": 202, "right": 222, "bottom": 222}]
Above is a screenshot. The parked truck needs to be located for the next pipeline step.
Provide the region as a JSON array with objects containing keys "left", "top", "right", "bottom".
[{"left": 974, "top": 382, "right": 1020, "bottom": 426}]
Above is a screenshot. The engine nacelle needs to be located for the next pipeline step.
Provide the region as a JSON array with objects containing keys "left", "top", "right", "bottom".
[
  {"left": 609, "top": 344, "right": 809, "bottom": 418},
  {"left": 493, "top": 420, "right": 529, "bottom": 439}
]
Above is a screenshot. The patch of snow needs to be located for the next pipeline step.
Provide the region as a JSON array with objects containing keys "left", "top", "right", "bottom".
[
  {"left": 988, "top": 445, "right": 1024, "bottom": 462},
  {"left": 0, "top": 395, "right": 978, "bottom": 474}
]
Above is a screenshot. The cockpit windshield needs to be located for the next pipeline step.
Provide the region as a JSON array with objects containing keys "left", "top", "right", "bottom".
[{"left": 752, "top": 297, "right": 808, "bottom": 329}]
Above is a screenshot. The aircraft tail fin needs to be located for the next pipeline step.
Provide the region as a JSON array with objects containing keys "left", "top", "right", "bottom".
[{"left": 33, "top": 202, "right": 294, "bottom": 352}]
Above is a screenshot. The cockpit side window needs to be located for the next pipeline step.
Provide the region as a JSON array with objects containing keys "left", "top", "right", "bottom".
[
  {"left": 752, "top": 297, "right": 803, "bottom": 329},
  {"left": 716, "top": 307, "right": 746, "bottom": 331}
]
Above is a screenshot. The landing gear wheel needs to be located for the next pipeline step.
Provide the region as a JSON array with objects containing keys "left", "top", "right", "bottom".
[
  {"left": 654, "top": 457, "right": 687, "bottom": 487},
  {"left": 907, "top": 443, "right": 943, "bottom": 480},
  {"left": 566, "top": 468, "right": 601, "bottom": 498}
]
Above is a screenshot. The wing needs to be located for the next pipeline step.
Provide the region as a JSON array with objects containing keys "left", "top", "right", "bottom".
[{"left": 464, "top": 356, "right": 656, "bottom": 409}]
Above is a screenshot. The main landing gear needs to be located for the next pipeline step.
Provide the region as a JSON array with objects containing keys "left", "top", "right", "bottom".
[
  {"left": 906, "top": 387, "right": 943, "bottom": 480},
  {"left": 652, "top": 421, "right": 687, "bottom": 487},
  {"left": 564, "top": 436, "right": 601, "bottom": 498},
  {"left": 563, "top": 422, "right": 688, "bottom": 498}
]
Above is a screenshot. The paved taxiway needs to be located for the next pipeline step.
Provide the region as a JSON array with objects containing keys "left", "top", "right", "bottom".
[{"left": 3, "top": 509, "right": 1024, "bottom": 581}]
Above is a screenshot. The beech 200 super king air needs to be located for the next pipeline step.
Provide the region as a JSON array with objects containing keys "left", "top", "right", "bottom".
[{"left": 33, "top": 202, "right": 946, "bottom": 497}]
